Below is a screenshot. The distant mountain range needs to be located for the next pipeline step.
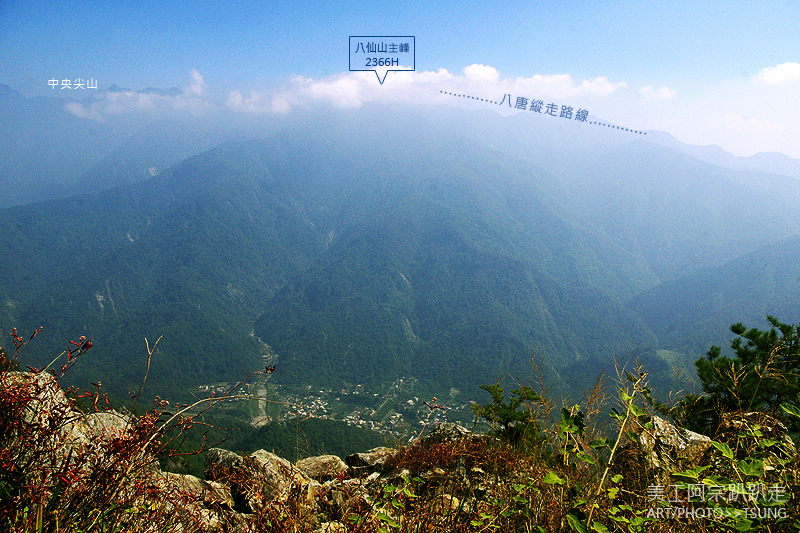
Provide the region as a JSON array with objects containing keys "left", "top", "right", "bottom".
[
  {"left": 0, "top": 84, "right": 283, "bottom": 208},
  {"left": 2, "top": 86, "right": 799, "bottom": 403},
  {"left": 645, "top": 130, "right": 800, "bottom": 181}
]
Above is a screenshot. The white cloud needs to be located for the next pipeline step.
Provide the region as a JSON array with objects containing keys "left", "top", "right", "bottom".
[
  {"left": 755, "top": 62, "right": 800, "bottom": 84},
  {"left": 64, "top": 101, "right": 105, "bottom": 121},
  {"left": 64, "top": 89, "right": 163, "bottom": 120},
  {"left": 295, "top": 73, "right": 369, "bottom": 107},
  {"left": 269, "top": 68, "right": 454, "bottom": 110},
  {"left": 59, "top": 63, "right": 800, "bottom": 158},
  {"left": 225, "top": 90, "right": 290, "bottom": 114},
  {"left": 643, "top": 74, "right": 800, "bottom": 158},
  {"left": 188, "top": 69, "right": 207, "bottom": 95},
  {"left": 499, "top": 72, "right": 626, "bottom": 100},
  {"left": 640, "top": 85, "right": 675, "bottom": 100},
  {"left": 274, "top": 65, "right": 625, "bottom": 110},
  {"left": 574, "top": 76, "right": 628, "bottom": 97},
  {"left": 464, "top": 64, "right": 499, "bottom": 81},
  {"left": 65, "top": 71, "right": 217, "bottom": 119},
  {"left": 270, "top": 97, "right": 291, "bottom": 114},
  {"left": 65, "top": 64, "right": 627, "bottom": 120}
]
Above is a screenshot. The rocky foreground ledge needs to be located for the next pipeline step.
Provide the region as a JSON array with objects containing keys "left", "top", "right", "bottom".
[
  {"left": 197, "top": 423, "right": 482, "bottom": 532},
  {"left": 4, "top": 370, "right": 795, "bottom": 532},
  {"left": 2, "top": 370, "right": 494, "bottom": 532}
]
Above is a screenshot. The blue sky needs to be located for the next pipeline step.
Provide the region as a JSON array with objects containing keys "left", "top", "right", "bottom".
[{"left": 1, "top": 0, "right": 799, "bottom": 157}]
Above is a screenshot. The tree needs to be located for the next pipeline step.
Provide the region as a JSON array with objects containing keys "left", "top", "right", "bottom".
[
  {"left": 472, "top": 381, "right": 544, "bottom": 445},
  {"left": 678, "top": 315, "right": 800, "bottom": 434}
]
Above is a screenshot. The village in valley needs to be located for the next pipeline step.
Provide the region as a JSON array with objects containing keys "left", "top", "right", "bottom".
[{"left": 194, "top": 371, "right": 481, "bottom": 441}]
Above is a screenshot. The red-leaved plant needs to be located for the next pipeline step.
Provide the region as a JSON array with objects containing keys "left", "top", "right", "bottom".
[{"left": 0, "top": 328, "right": 259, "bottom": 532}]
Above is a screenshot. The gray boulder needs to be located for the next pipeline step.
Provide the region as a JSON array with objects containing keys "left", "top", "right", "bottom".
[
  {"left": 205, "top": 447, "right": 317, "bottom": 518},
  {"left": 296, "top": 454, "right": 348, "bottom": 481},
  {"left": 418, "top": 422, "right": 477, "bottom": 445},
  {"left": 205, "top": 447, "right": 245, "bottom": 481},
  {"left": 615, "top": 415, "right": 711, "bottom": 490},
  {"left": 639, "top": 416, "right": 712, "bottom": 472},
  {"left": 345, "top": 446, "right": 398, "bottom": 473}
]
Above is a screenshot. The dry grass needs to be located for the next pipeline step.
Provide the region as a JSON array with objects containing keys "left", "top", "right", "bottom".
[{"left": 2, "top": 332, "right": 798, "bottom": 532}]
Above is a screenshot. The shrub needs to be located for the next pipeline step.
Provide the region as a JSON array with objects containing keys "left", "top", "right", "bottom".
[
  {"left": 0, "top": 329, "right": 260, "bottom": 532},
  {"left": 679, "top": 316, "right": 800, "bottom": 435}
]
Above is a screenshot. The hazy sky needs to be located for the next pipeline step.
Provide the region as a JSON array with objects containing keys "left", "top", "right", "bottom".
[{"left": 1, "top": 0, "right": 799, "bottom": 157}]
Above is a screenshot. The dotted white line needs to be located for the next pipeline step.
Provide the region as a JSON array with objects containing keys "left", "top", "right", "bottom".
[{"left": 439, "top": 90, "right": 646, "bottom": 135}]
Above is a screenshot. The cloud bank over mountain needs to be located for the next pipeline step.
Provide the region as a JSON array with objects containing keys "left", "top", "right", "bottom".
[
  {"left": 62, "top": 65, "right": 628, "bottom": 116},
  {"left": 57, "top": 60, "right": 800, "bottom": 159}
]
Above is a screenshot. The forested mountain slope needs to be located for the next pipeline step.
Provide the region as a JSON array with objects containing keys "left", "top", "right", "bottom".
[{"left": 3, "top": 104, "right": 799, "bottom": 401}]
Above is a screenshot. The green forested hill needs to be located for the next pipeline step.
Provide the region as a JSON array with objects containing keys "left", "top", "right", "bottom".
[
  {"left": 1, "top": 140, "right": 324, "bottom": 398},
  {"left": 253, "top": 131, "right": 656, "bottom": 393},
  {"left": 3, "top": 105, "right": 800, "bottom": 402},
  {"left": 631, "top": 234, "right": 800, "bottom": 357}
]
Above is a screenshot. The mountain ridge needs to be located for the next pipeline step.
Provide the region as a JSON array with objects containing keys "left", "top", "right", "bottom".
[{"left": 3, "top": 102, "right": 799, "bottom": 402}]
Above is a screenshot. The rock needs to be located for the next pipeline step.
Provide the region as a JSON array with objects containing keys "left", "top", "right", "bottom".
[
  {"left": 715, "top": 410, "right": 795, "bottom": 450},
  {"left": 205, "top": 448, "right": 255, "bottom": 514},
  {"left": 328, "top": 489, "right": 347, "bottom": 508},
  {"left": 296, "top": 454, "right": 348, "bottom": 481},
  {"left": 2, "top": 371, "right": 67, "bottom": 415},
  {"left": 639, "top": 416, "right": 712, "bottom": 471},
  {"left": 315, "top": 522, "right": 348, "bottom": 533},
  {"left": 250, "top": 449, "right": 313, "bottom": 501},
  {"left": 1, "top": 371, "right": 248, "bottom": 531},
  {"left": 714, "top": 410, "right": 795, "bottom": 470},
  {"left": 306, "top": 479, "right": 324, "bottom": 506},
  {"left": 79, "top": 410, "right": 131, "bottom": 435},
  {"left": 2, "top": 371, "right": 136, "bottom": 471},
  {"left": 3, "top": 371, "right": 70, "bottom": 441},
  {"left": 379, "top": 467, "right": 412, "bottom": 486},
  {"left": 70, "top": 410, "right": 137, "bottom": 465},
  {"left": 615, "top": 415, "right": 712, "bottom": 491},
  {"left": 154, "top": 472, "right": 244, "bottom": 533},
  {"left": 205, "top": 447, "right": 315, "bottom": 515},
  {"left": 418, "top": 422, "right": 476, "bottom": 445},
  {"left": 205, "top": 447, "right": 245, "bottom": 481},
  {"left": 160, "top": 472, "right": 232, "bottom": 507},
  {"left": 433, "top": 493, "right": 461, "bottom": 513},
  {"left": 345, "top": 446, "right": 398, "bottom": 473}
]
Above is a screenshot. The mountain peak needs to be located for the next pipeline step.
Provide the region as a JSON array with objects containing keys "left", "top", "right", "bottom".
[{"left": 0, "top": 83, "right": 25, "bottom": 101}]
